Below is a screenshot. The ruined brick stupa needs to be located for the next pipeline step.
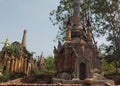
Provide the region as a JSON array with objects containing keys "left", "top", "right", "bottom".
[
  {"left": 0, "top": 30, "right": 35, "bottom": 75},
  {"left": 53, "top": 0, "right": 103, "bottom": 80},
  {"left": 0, "top": 30, "right": 48, "bottom": 76}
]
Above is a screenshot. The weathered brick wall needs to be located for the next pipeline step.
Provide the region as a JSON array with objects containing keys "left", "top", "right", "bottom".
[
  {"left": 0, "top": 83, "right": 119, "bottom": 86},
  {"left": 0, "top": 84, "right": 83, "bottom": 86}
]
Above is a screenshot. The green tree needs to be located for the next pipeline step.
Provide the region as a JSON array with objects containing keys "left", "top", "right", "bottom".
[
  {"left": 46, "top": 56, "right": 55, "bottom": 71},
  {"left": 101, "top": 44, "right": 120, "bottom": 73}
]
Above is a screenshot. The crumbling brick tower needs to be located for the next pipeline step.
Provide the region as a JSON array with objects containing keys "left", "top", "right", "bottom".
[{"left": 53, "top": 0, "right": 102, "bottom": 80}]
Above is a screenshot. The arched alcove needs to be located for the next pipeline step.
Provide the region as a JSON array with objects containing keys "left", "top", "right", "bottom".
[{"left": 79, "top": 63, "right": 86, "bottom": 80}]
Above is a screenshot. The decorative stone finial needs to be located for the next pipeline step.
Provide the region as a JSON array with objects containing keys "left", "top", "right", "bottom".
[
  {"left": 4, "top": 36, "right": 9, "bottom": 47},
  {"left": 86, "top": 18, "right": 92, "bottom": 42},
  {"left": 66, "top": 16, "right": 71, "bottom": 41},
  {"left": 71, "top": 0, "right": 83, "bottom": 38}
]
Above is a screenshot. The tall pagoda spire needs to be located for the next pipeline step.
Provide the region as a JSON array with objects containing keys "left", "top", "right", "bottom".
[
  {"left": 72, "top": 0, "right": 83, "bottom": 38},
  {"left": 22, "top": 29, "right": 27, "bottom": 48}
]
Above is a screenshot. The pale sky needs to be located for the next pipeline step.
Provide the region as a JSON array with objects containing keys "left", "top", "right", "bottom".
[{"left": 0, "top": 0, "right": 60, "bottom": 57}]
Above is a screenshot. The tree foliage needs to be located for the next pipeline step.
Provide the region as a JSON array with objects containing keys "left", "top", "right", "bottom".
[
  {"left": 101, "top": 44, "right": 120, "bottom": 73},
  {"left": 31, "top": 56, "right": 55, "bottom": 76},
  {"left": 7, "top": 44, "right": 19, "bottom": 55},
  {"left": 102, "top": 59, "right": 115, "bottom": 73},
  {"left": 46, "top": 56, "right": 55, "bottom": 71},
  {"left": 50, "top": 0, "right": 119, "bottom": 40}
]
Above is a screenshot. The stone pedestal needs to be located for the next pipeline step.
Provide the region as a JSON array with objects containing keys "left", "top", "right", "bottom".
[
  {"left": 85, "top": 78, "right": 115, "bottom": 86},
  {"left": 72, "top": 78, "right": 80, "bottom": 80},
  {"left": 52, "top": 78, "right": 85, "bottom": 84},
  {"left": 53, "top": 78, "right": 115, "bottom": 86}
]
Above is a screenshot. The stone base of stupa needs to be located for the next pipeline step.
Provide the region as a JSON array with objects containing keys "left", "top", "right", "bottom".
[
  {"left": 52, "top": 78, "right": 115, "bottom": 86},
  {"left": 52, "top": 78, "right": 85, "bottom": 84}
]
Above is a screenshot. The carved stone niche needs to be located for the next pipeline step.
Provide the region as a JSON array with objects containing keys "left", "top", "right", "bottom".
[{"left": 79, "top": 57, "right": 89, "bottom": 80}]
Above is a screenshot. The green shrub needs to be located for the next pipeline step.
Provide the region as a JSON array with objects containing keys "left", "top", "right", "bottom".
[
  {"left": 39, "top": 69, "right": 54, "bottom": 75},
  {"left": 102, "top": 60, "right": 115, "bottom": 73},
  {"left": 10, "top": 72, "right": 26, "bottom": 80},
  {"left": 0, "top": 72, "right": 10, "bottom": 82},
  {"left": 46, "top": 56, "right": 55, "bottom": 70},
  {"left": 31, "top": 67, "right": 54, "bottom": 76},
  {"left": 0, "top": 72, "right": 26, "bottom": 82}
]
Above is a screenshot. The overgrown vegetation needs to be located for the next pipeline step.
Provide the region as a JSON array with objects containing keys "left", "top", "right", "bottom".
[
  {"left": 0, "top": 72, "right": 10, "bottom": 82},
  {"left": 7, "top": 45, "right": 19, "bottom": 55},
  {"left": 102, "top": 59, "right": 116, "bottom": 73},
  {"left": 32, "top": 68, "right": 53, "bottom": 76},
  {"left": 31, "top": 56, "right": 55, "bottom": 76},
  {"left": 46, "top": 56, "right": 55, "bottom": 71},
  {"left": 0, "top": 72, "right": 26, "bottom": 83}
]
